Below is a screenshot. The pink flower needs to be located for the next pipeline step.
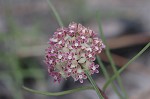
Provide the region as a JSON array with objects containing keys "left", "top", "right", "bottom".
[{"left": 45, "top": 22, "right": 105, "bottom": 83}]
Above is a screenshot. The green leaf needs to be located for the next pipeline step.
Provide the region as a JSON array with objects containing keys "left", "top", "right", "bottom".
[
  {"left": 96, "top": 55, "right": 123, "bottom": 98},
  {"left": 97, "top": 13, "right": 127, "bottom": 98},
  {"left": 47, "top": 0, "right": 64, "bottom": 27},
  {"left": 23, "top": 86, "right": 94, "bottom": 96},
  {"left": 103, "top": 42, "right": 150, "bottom": 90}
]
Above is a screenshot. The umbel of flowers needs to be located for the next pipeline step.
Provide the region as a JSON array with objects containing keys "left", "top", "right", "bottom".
[{"left": 45, "top": 22, "right": 105, "bottom": 83}]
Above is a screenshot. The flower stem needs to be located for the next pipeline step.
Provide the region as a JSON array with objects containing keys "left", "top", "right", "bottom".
[{"left": 85, "top": 70, "right": 105, "bottom": 99}]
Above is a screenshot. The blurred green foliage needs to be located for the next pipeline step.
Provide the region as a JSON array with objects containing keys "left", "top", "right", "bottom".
[{"left": 0, "top": 8, "right": 46, "bottom": 99}]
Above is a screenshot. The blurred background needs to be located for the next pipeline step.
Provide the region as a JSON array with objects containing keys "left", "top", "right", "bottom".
[{"left": 0, "top": 0, "right": 150, "bottom": 99}]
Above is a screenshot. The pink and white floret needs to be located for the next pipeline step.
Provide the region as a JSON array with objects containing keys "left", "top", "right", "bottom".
[{"left": 45, "top": 22, "right": 105, "bottom": 83}]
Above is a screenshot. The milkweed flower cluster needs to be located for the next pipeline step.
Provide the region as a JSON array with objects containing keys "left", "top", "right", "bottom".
[{"left": 45, "top": 22, "right": 105, "bottom": 83}]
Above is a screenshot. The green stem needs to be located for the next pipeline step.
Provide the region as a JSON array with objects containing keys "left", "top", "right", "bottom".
[
  {"left": 23, "top": 86, "right": 94, "bottom": 96},
  {"left": 97, "top": 14, "right": 127, "bottom": 98},
  {"left": 47, "top": 0, "right": 64, "bottom": 27},
  {"left": 96, "top": 55, "right": 123, "bottom": 99},
  {"left": 96, "top": 55, "right": 109, "bottom": 79},
  {"left": 103, "top": 42, "right": 150, "bottom": 90},
  {"left": 85, "top": 70, "right": 105, "bottom": 99}
]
